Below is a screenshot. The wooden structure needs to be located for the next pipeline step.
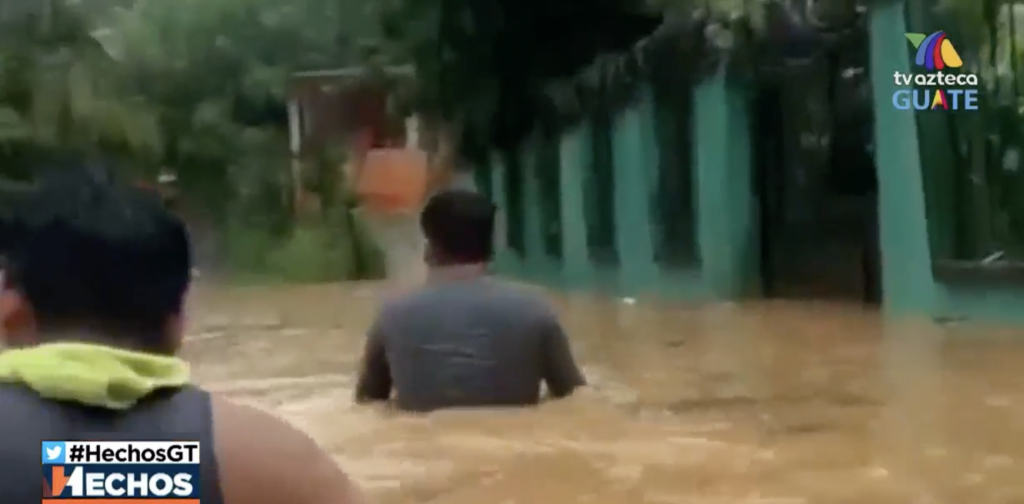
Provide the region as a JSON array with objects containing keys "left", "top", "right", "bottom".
[
  {"left": 286, "top": 65, "right": 422, "bottom": 214},
  {"left": 357, "top": 148, "right": 429, "bottom": 214},
  {"left": 287, "top": 65, "right": 415, "bottom": 156}
]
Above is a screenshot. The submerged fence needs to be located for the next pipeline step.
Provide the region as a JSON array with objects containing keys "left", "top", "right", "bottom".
[
  {"left": 478, "top": 67, "right": 702, "bottom": 295},
  {"left": 476, "top": 0, "right": 1024, "bottom": 308},
  {"left": 475, "top": 4, "right": 874, "bottom": 298}
]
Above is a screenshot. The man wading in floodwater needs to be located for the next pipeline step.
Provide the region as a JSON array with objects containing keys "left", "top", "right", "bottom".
[
  {"left": 0, "top": 171, "right": 363, "bottom": 504},
  {"left": 355, "top": 189, "right": 586, "bottom": 411}
]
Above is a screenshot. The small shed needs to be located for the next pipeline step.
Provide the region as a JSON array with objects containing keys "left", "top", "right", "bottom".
[
  {"left": 286, "top": 65, "right": 416, "bottom": 159},
  {"left": 285, "top": 65, "right": 432, "bottom": 216}
]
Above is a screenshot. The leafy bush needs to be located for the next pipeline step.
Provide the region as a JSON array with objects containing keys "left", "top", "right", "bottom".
[
  {"left": 221, "top": 205, "right": 385, "bottom": 284},
  {"left": 265, "top": 223, "right": 348, "bottom": 283},
  {"left": 221, "top": 217, "right": 277, "bottom": 275}
]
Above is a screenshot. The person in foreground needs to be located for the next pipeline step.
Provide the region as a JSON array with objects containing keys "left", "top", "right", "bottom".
[
  {"left": 0, "top": 171, "right": 363, "bottom": 504},
  {"left": 354, "top": 189, "right": 586, "bottom": 411}
]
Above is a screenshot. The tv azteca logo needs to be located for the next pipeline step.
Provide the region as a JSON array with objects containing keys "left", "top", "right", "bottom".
[
  {"left": 42, "top": 441, "right": 201, "bottom": 502},
  {"left": 892, "top": 30, "right": 979, "bottom": 111}
]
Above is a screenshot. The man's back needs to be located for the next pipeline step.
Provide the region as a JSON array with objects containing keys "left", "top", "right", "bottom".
[
  {"left": 0, "top": 170, "right": 364, "bottom": 504},
  {"left": 370, "top": 278, "right": 584, "bottom": 411},
  {"left": 0, "top": 380, "right": 365, "bottom": 504},
  {"left": 0, "top": 384, "right": 224, "bottom": 504}
]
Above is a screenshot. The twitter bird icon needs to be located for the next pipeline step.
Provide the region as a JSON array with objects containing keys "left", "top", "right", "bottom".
[{"left": 41, "top": 441, "right": 65, "bottom": 464}]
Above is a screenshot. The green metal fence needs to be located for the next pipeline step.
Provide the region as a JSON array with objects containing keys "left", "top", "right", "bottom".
[
  {"left": 482, "top": 6, "right": 877, "bottom": 300},
  {"left": 913, "top": 0, "right": 1024, "bottom": 264},
  {"left": 486, "top": 69, "right": 699, "bottom": 294}
]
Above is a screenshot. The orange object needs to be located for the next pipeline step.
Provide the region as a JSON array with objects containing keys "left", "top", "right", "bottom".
[
  {"left": 355, "top": 128, "right": 374, "bottom": 156},
  {"left": 356, "top": 148, "right": 429, "bottom": 214}
]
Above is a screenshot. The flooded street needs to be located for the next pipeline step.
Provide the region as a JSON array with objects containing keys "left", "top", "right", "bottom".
[{"left": 184, "top": 283, "right": 1024, "bottom": 504}]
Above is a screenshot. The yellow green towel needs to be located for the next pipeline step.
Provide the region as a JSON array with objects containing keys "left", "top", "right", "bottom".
[{"left": 0, "top": 342, "right": 190, "bottom": 409}]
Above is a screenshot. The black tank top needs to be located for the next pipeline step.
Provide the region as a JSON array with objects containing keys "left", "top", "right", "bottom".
[{"left": 0, "top": 384, "right": 225, "bottom": 504}]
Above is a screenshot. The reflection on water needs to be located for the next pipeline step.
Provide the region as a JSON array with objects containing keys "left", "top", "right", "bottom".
[{"left": 184, "top": 284, "right": 1024, "bottom": 504}]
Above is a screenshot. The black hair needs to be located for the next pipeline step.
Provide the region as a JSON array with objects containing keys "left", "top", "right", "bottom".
[
  {"left": 420, "top": 189, "right": 496, "bottom": 264},
  {"left": 3, "top": 168, "right": 192, "bottom": 352}
]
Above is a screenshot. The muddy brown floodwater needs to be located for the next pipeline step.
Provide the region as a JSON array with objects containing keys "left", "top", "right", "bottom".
[{"left": 183, "top": 283, "right": 1024, "bottom": 504}]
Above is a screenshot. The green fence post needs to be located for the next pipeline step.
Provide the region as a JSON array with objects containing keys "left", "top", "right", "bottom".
[
  {"left": 611, "top": 85, "right": 660, "bottom": 295},
  {"left": 869, "top": 0, "right": 936, "bottom": 315},
  {"left": 489, "top": 152, "right": 519, "bottom": 275},
  {"left": 559, "top": 125, "right": 595, "bottom": 288},
  {"left": 521, "top": 138, "right": 548, "bottom": 281},
  {"left": 693, "top": 69, "right": 756, "bottom": 300}
]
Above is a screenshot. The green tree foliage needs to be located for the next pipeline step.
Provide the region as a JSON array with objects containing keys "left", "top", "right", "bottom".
[
  {"left": 0, "top": 0, "right": 160, "bottom": 179},
  {"left": 106, "top": 0, "right": 378, "bottom": 217},
  {"left": 0, "top": 0, "right": 385, "bottom": 281},
  {"left": 378, "top": 0, "right": 870, "bottom": 166},
  {"left": 379, "top": 0, "right": 671, "bottom": 164}
]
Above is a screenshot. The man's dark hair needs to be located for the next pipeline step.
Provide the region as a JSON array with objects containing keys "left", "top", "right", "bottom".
[
  {"left": 420, "top": 189, "right": 496, "bottom": 264},
  {"left": 3, "top": 169, "right": 192, "bottom": 352}
]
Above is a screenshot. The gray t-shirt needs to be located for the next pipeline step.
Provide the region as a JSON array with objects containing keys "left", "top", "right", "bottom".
[{"left": 354, "top": 277, "right": 585, "bottom": 411}]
